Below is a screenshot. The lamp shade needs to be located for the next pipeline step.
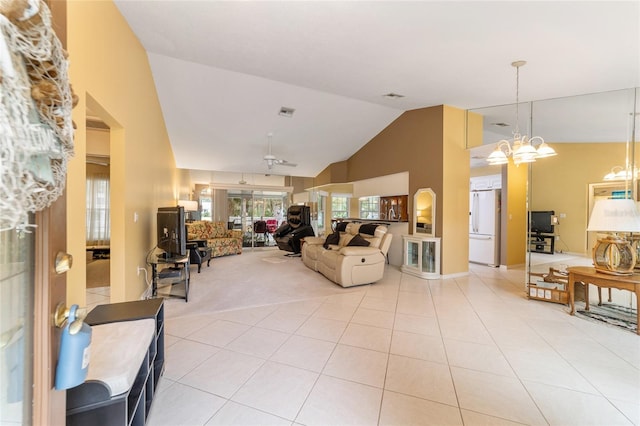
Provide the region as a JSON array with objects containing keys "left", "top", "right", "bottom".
[
  {"left": 178, "top": 200, "right": 199, "bottom": 212},
  {"left": 587, "top": 199, "right": 640, "bottom": 233}
]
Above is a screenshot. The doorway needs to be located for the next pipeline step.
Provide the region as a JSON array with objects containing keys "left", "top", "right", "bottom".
[
  {"left": 227, "top": 190, "right": 288, "bottom": 248},
  {"left": 85, "top": 116, "right": 111, "bottom": 309}
]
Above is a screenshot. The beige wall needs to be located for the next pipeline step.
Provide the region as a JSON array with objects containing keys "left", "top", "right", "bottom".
[
  {"left": 329, "top": 106, "right": 469, "bottom": 276},
  {"left": 503, "top": 162, "right": 528, "bottom": 267},
  {"left": 530, "top": 142, "right": 626, "bottom": 255},
  {"left": 67, "top": 1, "right": 176, "bottom": 304}
]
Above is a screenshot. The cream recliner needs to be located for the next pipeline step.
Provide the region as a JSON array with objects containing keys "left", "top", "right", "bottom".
[{"left": 301, "top": 222, "right": 392, "bottom": 287}]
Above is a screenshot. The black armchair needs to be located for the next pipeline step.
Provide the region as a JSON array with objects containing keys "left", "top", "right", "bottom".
[{"left": 187, "top": 240, "right": 212, "bottom": 273}]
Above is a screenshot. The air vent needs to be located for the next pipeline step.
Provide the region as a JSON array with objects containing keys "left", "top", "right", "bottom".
[
  {"left": 278, "top": 107, "right": 295, "bottom": 117},
  {"left": 491, "top": 122, "right": 510, "bottom": 127},
  {"left": 382, "top": 93, "right": 405, "bottom": 99}
]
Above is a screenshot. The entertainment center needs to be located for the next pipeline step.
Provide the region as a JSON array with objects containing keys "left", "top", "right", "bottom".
[{"left": 528, "top": 210, "right": 556, "bottom": 254}]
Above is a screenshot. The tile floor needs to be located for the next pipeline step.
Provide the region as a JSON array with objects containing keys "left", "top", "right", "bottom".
[{"left": 118, "top": 255, "right": 640, "bottom": 425}]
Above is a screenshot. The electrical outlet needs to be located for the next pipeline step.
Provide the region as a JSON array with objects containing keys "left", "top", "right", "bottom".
[{"left": 137, "top": 266, "right": 145, "bottom": 276}]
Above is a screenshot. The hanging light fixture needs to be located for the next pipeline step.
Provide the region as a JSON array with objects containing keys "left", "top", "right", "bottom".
[{"left": 487, "top": 61, "right": 557, "bottom": 166}]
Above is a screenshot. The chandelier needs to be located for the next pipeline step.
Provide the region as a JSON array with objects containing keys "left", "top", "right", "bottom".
[{"left": 487, "top": 61, "right": 557, "bottom": 166}]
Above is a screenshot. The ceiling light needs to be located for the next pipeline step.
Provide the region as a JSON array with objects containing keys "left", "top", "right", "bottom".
[
  {"left": 278, "top": 107, "right": 295, "bottom": 117},
  {"left": 487, "top": 61, "right": 557, "bottom": 166}
]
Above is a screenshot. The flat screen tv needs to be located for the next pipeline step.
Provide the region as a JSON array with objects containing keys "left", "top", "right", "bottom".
[
  {"left": 157, "top": 206, "right": 186, "bottom": 258},
  {"left": 529, "top": 210, "right": 555, "bottom": 234}
]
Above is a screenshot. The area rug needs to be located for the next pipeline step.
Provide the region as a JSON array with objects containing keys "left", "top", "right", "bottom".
[{"left": 576, "top": 302, "right": 637, "bottom": 333}]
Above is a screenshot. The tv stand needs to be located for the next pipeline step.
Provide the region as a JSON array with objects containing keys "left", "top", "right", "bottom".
[{"left": 529, "top": 233, "right": 555, "bottom": 254}]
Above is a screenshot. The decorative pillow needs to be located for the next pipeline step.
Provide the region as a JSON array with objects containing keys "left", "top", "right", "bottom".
[
  {"left": 359, "top": 223, "right": 379, "bottom": 236},
  {"left": 323, "top": 231, "right": 340, "bottom": 249},
  {"left": 347, "top": 233, "right": 370, "bottom": 247},
  {"left": 335, "top": 221, "right": 348, "bottom": 232}
]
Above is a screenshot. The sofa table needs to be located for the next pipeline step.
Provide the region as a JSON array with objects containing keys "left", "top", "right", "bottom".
[{"left": 567, "top": 266, "right": 640, "bottom": 335}]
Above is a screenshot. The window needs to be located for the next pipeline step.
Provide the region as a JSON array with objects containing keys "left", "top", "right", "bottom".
[
  {"left": 359, "top": 196, "right": 380, "bottom": 219},
  {"left": 86, "top": 172, "right": 110, "bottom": 246},
  {"left": 331, "top": 196, "right": 349, "bottom": 218}
]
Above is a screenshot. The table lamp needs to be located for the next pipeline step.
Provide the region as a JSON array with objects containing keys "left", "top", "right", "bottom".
[{"left": 587, "top": 198, "right": 640, "bottom": 275}]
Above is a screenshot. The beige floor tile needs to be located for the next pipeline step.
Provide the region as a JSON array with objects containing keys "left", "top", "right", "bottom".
[
  {"left": 165, "top": 313, "right": 219, "bottom": 338},
  {"left": 312, "top": 302, "right": 358, "bottom": 321},
  {"left": 324, "top": 290, "right": 366, "bottom": 306},
  {"left": 295, "top": 316, "right": 348, "bottom": 342},
  {"left": 444, "top": 339, "right": 516, "bottom": 377},
  {"left": 257, "top": 309, "right": 310, "bottom": 333},
  {"left": 216, "top": 304, "right": 279, "bottom": 325},
  {"left": 451, "top": 367, "right": 547, "bottom": 425},
  {"left": 351, "top": 307, "right": 395, "bottom": 328},
  {"left": 394, "top": 312, "right": 441, "bottom": 337},
  {"left": 179, "top": 348, "right": 265, "bottom": 398},
  {"left": 147, "top": 382, "right": 226, "bottom": 426},
  {"left": 379, "top": 390, "right": 463, "bottom": 426},
  {"left": 609, "top": 398, "right": 640, "bottom": 425},
  {"left": 399, "top": 275, "right": 433, "bottom": 293},
  {"left": 437, "top": 316, "right": 494, "bottom": 345},
  {"left": 205, "top": 401, "right": 291, "bottom": 425},
  {"left": 163, "top": 333, "right": 180, "bottom": 349},
  {"left": 501, "top": 345, "right": 598, "bottom": 393},
  {"left": 270, "top": 335, "right": 336, "bottom": 372},
  {"left": 391, "top": 330, "right": 447, "bottom": 364},
  {"left": 225, "top": 326, "right": 290, "bottom": 358},
  {"left": 163, "top": 339, "right": 220, "bottom": 381},
  {"left": 525, "top": 380, "right": 633, "bottom": 426},
  {"left": 232, "top": 361, "right": 319, "bottom": 420},
  {"left": 296, "top": 375, "right": 382, "bottom": 426},
  {"left": 187, "top": 319, "right": 251, "bottom": 347},
  {"left": 323, "top": 344, "right": 388, "bottom": 387},
  {"left": 339, "top": 322, "right": 392, "bottom": 352},
  {"left": 359, "top": 295, "right": 398, "bottom": 312},
  {"left": 385, "top": 354, "right": 458, "bottom": 406},
  {"left": 274, "top": 299, "right": 323, "bottom": 316},
  {"left": 397, "top": 292, "right": 437, "bottom": 317},
  {"left": 460, "top": 409, "right": 528, "bottom": 425}
]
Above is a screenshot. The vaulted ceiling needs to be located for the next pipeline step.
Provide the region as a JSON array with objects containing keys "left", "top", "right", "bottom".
[{"left": 114, "top": 1, "right": 640, "bottom": 177}]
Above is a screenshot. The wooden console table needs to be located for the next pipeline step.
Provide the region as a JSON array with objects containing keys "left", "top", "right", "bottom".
[{"left": 567, "top": 266, "right": 639, "bottom": 335}]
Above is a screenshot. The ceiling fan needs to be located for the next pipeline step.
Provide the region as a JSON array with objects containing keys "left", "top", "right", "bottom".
[{"left": 264, "top": 133, "right": 297, "bottom": 170}]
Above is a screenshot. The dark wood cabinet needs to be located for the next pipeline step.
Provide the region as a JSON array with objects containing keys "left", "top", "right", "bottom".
[{"left": 379, "top": 195, "right": 408, "bottom": 222}]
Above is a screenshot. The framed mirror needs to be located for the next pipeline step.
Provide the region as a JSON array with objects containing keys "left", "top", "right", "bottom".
[{"left": 414, "top": 188, "right": 435, "bottom": 236}]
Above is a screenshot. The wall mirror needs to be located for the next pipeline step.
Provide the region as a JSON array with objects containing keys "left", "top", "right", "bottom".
[
  {"left": 414, "top": 188, "right": 435, "bottom": 236},
  {"left": 468, "top": 87, "right": 640, "bottom": 307}
]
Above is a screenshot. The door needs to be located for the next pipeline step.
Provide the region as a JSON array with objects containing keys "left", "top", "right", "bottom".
[{"left": 470, "top": 190, "right": 497, "bottom": 236}]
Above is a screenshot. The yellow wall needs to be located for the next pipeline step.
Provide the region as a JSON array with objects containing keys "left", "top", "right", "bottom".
[
  {"left": 67, "top": 1, "right": 176, "bottom": 304},
  {"left": 530, "top": 142, "right": 626, "bottom": 254},
  {"left": 442, "top": 106, "right": 470, "bottom": 275},
  {"left": 504, "top": 162, "right": 528, "bottom": 267}
]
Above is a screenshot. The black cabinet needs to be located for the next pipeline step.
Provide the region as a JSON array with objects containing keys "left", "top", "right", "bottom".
[{"left": 66, "top": 299, "right": 165, "bottom": 426}]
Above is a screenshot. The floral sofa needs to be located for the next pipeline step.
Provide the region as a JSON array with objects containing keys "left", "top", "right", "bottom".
[{"left": 185, "top": 221, "right": 242, "bottom": 258}]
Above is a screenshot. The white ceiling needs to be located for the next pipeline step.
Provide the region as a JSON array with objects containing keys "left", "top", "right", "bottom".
[{"left": 114, "top": 1, "right": 640, "bottom": 177}]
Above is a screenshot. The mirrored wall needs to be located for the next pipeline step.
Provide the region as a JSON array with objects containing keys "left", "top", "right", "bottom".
[{"left": 468, "top": 87, "right": 639, "bottom": 308}]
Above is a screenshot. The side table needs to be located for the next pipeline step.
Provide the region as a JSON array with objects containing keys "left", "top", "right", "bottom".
[
  {"left": 148, "top": 254, "right": 190, "bottom": 302},
  {"left": 567, "top": 266, "right": 640, "bottom": 335}
]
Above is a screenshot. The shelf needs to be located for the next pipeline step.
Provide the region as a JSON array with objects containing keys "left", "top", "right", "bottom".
[
  {"left": 528, "top": 233, "right": 555, "bottom": 254},
  {"left": 67, "top": 299, "right": 165, "bottom": 426}
]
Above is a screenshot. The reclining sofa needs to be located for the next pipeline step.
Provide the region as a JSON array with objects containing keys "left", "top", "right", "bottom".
[
  {"left": 185, "top": 221, "right": 242, "bottom": 258},
  {"left": 302, "top": 222, "right": 392, "bottom": 287},
  {"left": 274, "top": 205, "right": 315, "bottom": 254}
]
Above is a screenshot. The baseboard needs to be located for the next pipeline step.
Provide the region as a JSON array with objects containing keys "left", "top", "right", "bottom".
[{"left": 440, "top": 271, "right": 469, "bottom": 280}]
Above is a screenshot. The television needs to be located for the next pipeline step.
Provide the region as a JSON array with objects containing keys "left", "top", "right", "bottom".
[
  {"left": 157, "top": 206, "right": 187, "bottom": 259},
  {"left": 529, "top": 210, "right": 555, "bottom": 234}
]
